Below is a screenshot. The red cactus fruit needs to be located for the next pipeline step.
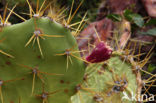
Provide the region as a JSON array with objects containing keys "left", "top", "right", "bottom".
[{"left": 86, "top": 42, "right": 112, "bottom": 63}]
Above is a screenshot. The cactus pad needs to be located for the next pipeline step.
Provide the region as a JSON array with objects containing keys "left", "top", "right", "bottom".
[
  {"left": 71, "top": 54, "right": 139, "bottom": 103},
  {"left": 0, "top": 17, "right": 85, "bottom": 103}
]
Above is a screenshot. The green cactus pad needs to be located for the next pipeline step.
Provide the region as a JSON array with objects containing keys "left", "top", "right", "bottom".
[
  {"left": 0, "top": 17, "right": 85, "bottom": 103},
  {"left": 71, "top": 55, "right": 138, "bottom": 103}
]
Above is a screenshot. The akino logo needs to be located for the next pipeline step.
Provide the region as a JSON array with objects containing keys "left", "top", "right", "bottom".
[{"left": 122, "top": 91, "right": 155, "bottom": 102}]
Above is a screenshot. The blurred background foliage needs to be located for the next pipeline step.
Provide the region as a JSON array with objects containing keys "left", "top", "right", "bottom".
[
  {"left": 0, "top": 0, "right": 101, "bottom": 24},
  {"left": 58, "top": 0, "right": 101, "bottom": 22}
]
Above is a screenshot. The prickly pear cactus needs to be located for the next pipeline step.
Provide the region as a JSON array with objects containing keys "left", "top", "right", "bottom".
[
  {"left": 0, "top": 0, "right": 154, "bottom": 103},
  {"left": 71, "top": 19, "right": 143, "bottom": 103},
  {"left": 71, "top": 52, "right": 141, "bottom": 103},
  {"left": 0, "top": 17, "right": 85, "bottom": 103}
]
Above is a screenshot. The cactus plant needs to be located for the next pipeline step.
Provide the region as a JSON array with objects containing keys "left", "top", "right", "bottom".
[
  {"left": 0, "top": 0, "right": 155, "bottom": 103},
  {"left": 0, "top": 0, "right": 86, "bottom": 103},
  {"left": 71, "top": 53, "right": 141, "bottom": 103},
  {"left": 71, "top": 19, "right": 154, "bottom": 103}
]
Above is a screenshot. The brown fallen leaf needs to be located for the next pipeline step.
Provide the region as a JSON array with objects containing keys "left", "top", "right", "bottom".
[
  {"left": 77, "top": 18, "right": 113, "bottom": 52},
  {"left": 142, "top": 0, "right": 156, "bottom": 17}
]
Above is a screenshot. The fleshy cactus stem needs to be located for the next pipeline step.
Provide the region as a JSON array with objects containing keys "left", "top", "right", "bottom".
[{"left": 86, "top": 41, "right": 112, "bottom": 63}]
